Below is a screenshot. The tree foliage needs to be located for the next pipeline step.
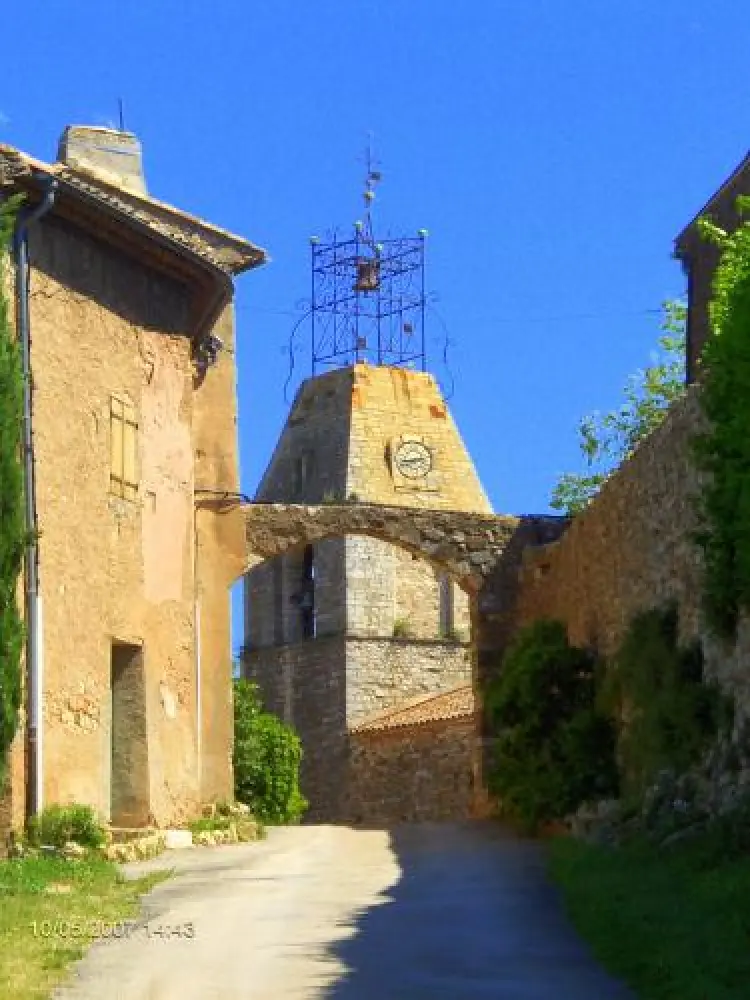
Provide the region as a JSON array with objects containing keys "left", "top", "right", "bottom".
[
  {"left": 692, "top": 202, "right": 750, "bottom": 637},
  {"left": 599, "top": 604, "right": 732, "bottom": 800},
  {"left": 484, "top": 620, "right": 618, "bottom": 831},
  {"left": 0, "top": 195, "right": 25, "bottom": 784},
  {"left": 232, "top": 679, "right": 307, "bottom": 824},
  {"left": 551, "top": 300, "right": 687, "bottom": 515}
]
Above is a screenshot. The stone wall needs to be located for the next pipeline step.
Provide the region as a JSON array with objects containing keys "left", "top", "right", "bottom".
[
  {"left": 243, "top": 632, "right": 473, "bottom": 820},
  {"left": 243, "top": 634, "right": 348, "bottom": 821},
  {"left": 343, "top": 715, "right": 480, "bottom": 825},
  {"left": 245, "top": 502, "right": 561, "bottom": 592},
  {"left": 346, "top": 638, "right": 472, "bottom": 721},
  {"left": 515, "top": 385, "right": 750, "bottom": 721}
]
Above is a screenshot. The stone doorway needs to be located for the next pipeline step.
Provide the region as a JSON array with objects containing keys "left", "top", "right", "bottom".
[{"left": 110, "top": 641, "right": 150, "bottom": 826}]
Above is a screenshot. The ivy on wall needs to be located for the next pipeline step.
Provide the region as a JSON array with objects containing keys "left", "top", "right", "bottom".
[
  {"left": 693, "top": 201, "right": 750, "bottom": 638},
  {"left": 0, "top": 196, "right": 26, "bottom": 783}
]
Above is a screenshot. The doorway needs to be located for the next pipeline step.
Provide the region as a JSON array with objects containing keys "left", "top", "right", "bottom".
[{"left": 110, "top": 641, "right": 149, "bottom": 826}]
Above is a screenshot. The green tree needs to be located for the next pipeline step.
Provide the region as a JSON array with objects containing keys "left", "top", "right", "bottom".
[
  {"left": 0, "top": 196, "right": 25, "bottom": 784},
  {"left": 484, "top": 619, "right": 618, "bottom": 831},
  {"left": 232, "top": 679, "right": 307, "bottom": 824},
  {"left": 551, "top": 300, "right": 687, "bottom": 515}
]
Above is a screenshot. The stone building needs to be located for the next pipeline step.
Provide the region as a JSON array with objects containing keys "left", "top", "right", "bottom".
[
  {"left": 0, "top": 125, "right": 266, "bottom": 831},
  {"left": 242, "top": 362, "right": 493, "bottom": 822},
  {"left": 675, "top": 148, "right": 750, "bottom": 383}
]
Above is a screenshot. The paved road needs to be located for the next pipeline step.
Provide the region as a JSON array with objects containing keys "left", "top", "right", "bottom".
[{"left": 56, "top": 823, "right": 634, "bottom": 1000}]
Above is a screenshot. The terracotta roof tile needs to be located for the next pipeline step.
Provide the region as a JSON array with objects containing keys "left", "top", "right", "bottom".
[
  {"left": 0, "top": 145, "right": 267, "bottom": 276},
  {"left": 349, "top": 684, "right": 476, "bottom": 733}
]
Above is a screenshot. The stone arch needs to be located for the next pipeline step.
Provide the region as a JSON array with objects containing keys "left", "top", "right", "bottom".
[
  {"left": 240, "top": 501, "right": 570, "bottom": 824},
  {"left": 243, "top": 502, "right": 525, "bottom": 594}
]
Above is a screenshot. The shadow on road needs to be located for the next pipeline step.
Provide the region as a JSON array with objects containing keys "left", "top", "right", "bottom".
[{"left": 320, "top": 820, "right": 634, "bottom": 1000}]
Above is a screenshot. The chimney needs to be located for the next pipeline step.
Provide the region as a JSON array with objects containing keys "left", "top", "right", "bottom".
[{"left": 56, "top": 125, "right": 147, "bottom": 195}]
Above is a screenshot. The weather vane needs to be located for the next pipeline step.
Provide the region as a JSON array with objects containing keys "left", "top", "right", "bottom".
[{"left": 360, "top": 131, "right": 382, "bottom": 247}]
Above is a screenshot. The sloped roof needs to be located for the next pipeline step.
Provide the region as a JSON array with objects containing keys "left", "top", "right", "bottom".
[
  {"left": 674, "top": 149, "right": 750, "bottom": 258},
  {"left": 0, "top": 143, "right": 267, "bottom": 276},
  {"left": 349, "top": 684, "right": 476, "bottom": 734}
]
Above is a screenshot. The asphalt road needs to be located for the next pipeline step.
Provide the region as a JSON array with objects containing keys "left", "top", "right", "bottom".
[{"left": 55, "top": 823, "right": 635, "bottom": 1000}]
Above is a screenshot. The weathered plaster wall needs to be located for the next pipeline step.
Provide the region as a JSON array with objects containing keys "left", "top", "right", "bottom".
[
  {"left": 0, "top": 213, "right": 243, "bottom": 831},
  {"left": 192, "top": 301, "right": 246, "bottom": 807},
  {"left": 22, "top": 215, "right": 200, "bottom": 826}
]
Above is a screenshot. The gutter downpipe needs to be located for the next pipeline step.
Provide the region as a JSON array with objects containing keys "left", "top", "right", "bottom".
[{"left": 13, "top": 177, "right": 58, "bottom": 820}]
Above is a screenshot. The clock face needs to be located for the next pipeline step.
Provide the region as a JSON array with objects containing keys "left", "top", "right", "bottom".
[{"left": 394, "top": 440, "right": 432, "bottom": 479}]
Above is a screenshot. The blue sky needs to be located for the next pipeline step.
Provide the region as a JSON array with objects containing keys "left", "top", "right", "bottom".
[{"left": 4, "top": 2, "right": 750, "bottom": 650}]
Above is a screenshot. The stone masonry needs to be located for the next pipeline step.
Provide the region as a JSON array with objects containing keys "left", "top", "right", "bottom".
[
  {"left": 0, "top": 126, "right": 266, "bottom": 833},
  {"left": 515, "top": 384, "right": 750, "bottom": 726},
  {"left": 242, "top": 363, "right": 567, "bottom": 822}
]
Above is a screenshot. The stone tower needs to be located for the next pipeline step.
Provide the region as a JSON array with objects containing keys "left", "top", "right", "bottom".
[{"left": 242, "top": 361, "right": 492, "bottom": 820}]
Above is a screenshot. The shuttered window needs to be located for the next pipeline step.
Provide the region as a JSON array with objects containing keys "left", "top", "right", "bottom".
[{"left": 110, "top": 395, "right": 138, "bottom": 500}]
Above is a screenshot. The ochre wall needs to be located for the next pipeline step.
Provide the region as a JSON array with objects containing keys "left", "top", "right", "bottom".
[
  {"left": 192, "top": 302, "right": 246, "bottom": 807},
  {"left": 2, "top": 214, "right": 243, "bottom": 829}
]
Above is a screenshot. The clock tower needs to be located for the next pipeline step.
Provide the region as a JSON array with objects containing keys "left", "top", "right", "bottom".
[{"left": 241, "top": 149, "right": 491, "bottom": 821}]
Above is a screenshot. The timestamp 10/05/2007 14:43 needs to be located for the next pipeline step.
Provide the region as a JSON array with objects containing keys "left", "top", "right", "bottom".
[{"left": 30, "top": 919, "right": 196, "bottom": 941}]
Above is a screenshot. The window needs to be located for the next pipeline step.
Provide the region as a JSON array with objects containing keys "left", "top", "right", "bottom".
[
  {"left": 273, "top": 559, "right": 284, "bottom": 645},
  {"left": 300, "top": 545, "right": 316, "bottom": 639},
  {"left": 439, "top": 573, "right": 454, "bottom": 638},
  {"left": 110, "top": 395, "right": 138, "bottom": 500},
  {"left": 293, "top": 450, "right": 315, "bottom": 499}
]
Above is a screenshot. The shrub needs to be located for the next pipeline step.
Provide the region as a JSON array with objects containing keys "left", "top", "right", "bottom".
[
  {"left": 484, "top": 619, "right": 618, "bottom": 831},
  {"left": 27, "top": 803, "right": 106, "bottom": 849},
  {"left": 233, "top": 680, "right": 307, "bottom": 824},
  {"left": 600, "top": 604, "right": 732, "bottom": 800}
]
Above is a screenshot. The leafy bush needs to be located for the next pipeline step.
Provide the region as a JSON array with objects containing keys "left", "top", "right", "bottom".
[
  {"left": 484, "top": 619, "right": 618, "bottom": 831},
  {"left": 600, "top": 604, "right": 732, "bottom": 800},
  {"left": 27, "top": 803, "right": 106, "bottom": 849},
  {"left": 233, "top": 680, "right": 307, "bottom": 824}
]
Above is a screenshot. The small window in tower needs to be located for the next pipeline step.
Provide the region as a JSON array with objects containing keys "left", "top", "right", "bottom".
[
  {"left": 293, "top": 450, "right": 315, "bottom": 499},
  {"left": 110, "top": 395, "right": 138, "bottom": 501},
  {"left": 439, "top": 573, "right": 454, "bottom": 640},
  {"left": 300, "top": 545, "right": 316, "bottom": 639},
  {"left": 272, "top": 559, "right": 284, "bottom": 645}
]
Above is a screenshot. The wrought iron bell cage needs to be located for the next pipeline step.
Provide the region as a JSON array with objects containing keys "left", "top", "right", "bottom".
[{"left": 308, "top": 225, "right": 428, "bottom": 374}]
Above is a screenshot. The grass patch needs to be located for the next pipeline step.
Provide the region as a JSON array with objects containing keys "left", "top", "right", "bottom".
[
  {"left": 549, "top": 835, "right": 750, "bottom": 999},
  {"left": 0, "top": 854, "right": 169, "bottom": 999}
]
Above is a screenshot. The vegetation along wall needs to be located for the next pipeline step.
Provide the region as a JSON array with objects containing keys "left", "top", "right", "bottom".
[{"left": 515, "top": 384, "right": 750, "bottom": 723}]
